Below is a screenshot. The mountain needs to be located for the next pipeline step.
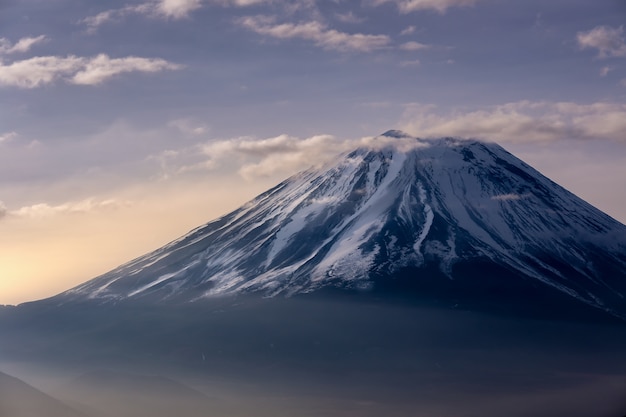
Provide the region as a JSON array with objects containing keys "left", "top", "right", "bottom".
[
  {"left": 0, "top": 371, "right": 86, "bottom": 417},
  {"left": 55, "top": 131, "right": 626, "bottom": 318}
]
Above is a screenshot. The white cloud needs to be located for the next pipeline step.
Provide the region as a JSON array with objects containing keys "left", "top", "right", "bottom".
[
  {"left": 577, "top": 25, "right": 626, "bottom": 59},
  {"left": 157, "top": 0, "right": 203, "bottom": 18},
  {"left": 0, "top": 54, "right": 181, "bottom": 88},
  {"left": 71, "top": 54, "right": 182, "bottom": 85},
  {"left": 400, "top": 101, "right": 626, "bottom": 143},
  {"left": 371, "top": 0, "right": 479, "bottom": 14},
  {"left": 0, "top": 35, "right": 47, "bottom": 55},
  {"left": 238, "top": 16, "right": 390, "bottom": 52},
  {"left": 399, "top": 41, "right": 429, "bottom": 51},
  {"left": 0, "top": 131, "right": 18, "bottom": 143},
  {"left": 0, "top": 56, "right": 84, "bottom": 88},
  {"left": 182, "top": 132, "right": 427, "bottom": 180},
  {"left": 7, "top": 198, "right": 131, "bottom": 220}
]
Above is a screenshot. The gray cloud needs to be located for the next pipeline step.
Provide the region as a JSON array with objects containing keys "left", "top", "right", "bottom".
[
  {"left": 400, "top": 101, "right": 626, "bottom": 143},
  {"left": 0, "top": 54, "right": 181, "bottom": 88},
  {"left": 0, "top": 201, "right": 6, "bottom": 219},
  {"left": 371, "top": 0, "right": 480, "bottom": 14},
  {"left": 238, "top": 16, "right": 390, "bottom": 52},
  {"left": 577, "top": 25, "right": 626, "bottom": 59}
]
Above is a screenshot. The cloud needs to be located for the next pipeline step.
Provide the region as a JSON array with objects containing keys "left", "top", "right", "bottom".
[
  {"left": 599, "top": 66, "right": 613, "bottom": 76},
  {"left": 0, "top": 131, "right": 18, "bottom": 143},
  {"left": 400, "top": 25, "right": 416, "bottom": 35},
  {"left": 400, "top": 101, "right": 626, "bottom": 143},
  {"left": 0, "top": 56, "right": 83, "bottom": 88},
  {"left": 0, "top": 35, "right": 47, "bottom": 55},
  {"left": 0, "top": 54, "right": 181, "bottom": 88},
  {"left": 238, "top": 16, "right": 390, "bottom": 52},
  {"left": 577, "top": 25, "right": 626, "bottom": 59},
  {"left": 8, "top": 198, "right": 131, "bottom": 220},
  {"left": 399, "top": 41, "right": 429, "bottom": 51},
  {"left": 81, "top": 0, "right": 273, "bottom": 32},
  {"left": 167, "top": 118, "right": 209, "bottom": 135},
  {"left": 174, "top": 132, "right": 426, "bottom": 180},
  {"left": 335, "top": 11, "right": 366, "bottom": 24},
  {"left": 491, "top": 193, "right": 527, "bottom": 201},
  {"left": 0, "top": 201, "right": 6, "bottom": 219},
  {"left": 80, "top": 5, "right": 153, "bottom": 33},
  {"left": 400, "top": 59, "right": 421, "bottom": 67},
  {"left": 71, "top": 54, "right": 182, "bottom": 85},
  {"left": 157, "top": 0, "right": 203, "bottom": 18},
  {"left": 371, "top": 0, "right": 479, "bottom": 14}
]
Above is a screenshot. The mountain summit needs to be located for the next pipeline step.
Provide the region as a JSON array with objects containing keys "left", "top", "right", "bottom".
[{"left": 59, "top": 131, "right": 626, "bottom": 318}]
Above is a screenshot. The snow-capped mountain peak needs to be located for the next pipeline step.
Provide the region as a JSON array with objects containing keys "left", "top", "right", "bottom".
[{"left": 59, "top": 132, "right": 626, "bottom": 318}]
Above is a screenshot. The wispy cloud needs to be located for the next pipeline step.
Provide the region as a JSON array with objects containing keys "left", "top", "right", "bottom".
[
  {"left": 0, "top": 54, "right": 181, "bottom": 88},
  {"left": 399, "top": 41, "right": 429, "bottom": 51},
  {"left": 72, "top": 54, "right": 182, "bottom": 85},
  {"left": 599, "top": 66, "right": 613, "bottom": 76},
  {"left": 81, "top": 0, "right": 201, "bottom": 32},
  {"left": 81, "top": 0, "right": 273, "bottom": 32},
  {"left": 168, "top": 118, "right": 209, "bottom": 135},
  {"left": 400, "top": 25, "right": 416, "bottom": 35},
  {"left": 5, "top": 198, "right": 132, "bottom": 220},
  {"left": 238, "top": 16, "right": 390, "bottom": 52},
  {"left": 491, "top": 193, "right": 527, "bottom": 201},
  {"left": 371, "top": 0, "right": 480, "bottom": 14},
  {"left": 0, "top": 35, "right": 47, "bottom": 55},
  {"left": 159, "top": 132, "right": 428, "bottom": 180},
  {"left": 0, "top": 131, "right": 18, "bottom": 143},
  {"left": 335, "top": 11, "right": 366, "bottom": 24},
  {"left": 577, "top": 25, "right": 626, "bottom": 59},
  {"left": 400, "top": 101, "right": 626, "bottom": 143}
]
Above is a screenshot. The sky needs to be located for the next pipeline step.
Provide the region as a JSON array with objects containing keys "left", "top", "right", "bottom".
[{"left": 1, "top": 0, "right": 625, "bottom": 305}]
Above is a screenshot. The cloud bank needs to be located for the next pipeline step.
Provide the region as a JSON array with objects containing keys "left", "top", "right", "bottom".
[{"left": 400, "top": 101, "right": 626, "bottom": 143}]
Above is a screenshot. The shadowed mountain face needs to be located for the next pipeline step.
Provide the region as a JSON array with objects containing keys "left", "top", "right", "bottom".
[
  {"left": 55, "top": 131, "right": 626, "bottom": 318},
  {"left": 0, "top": 371, "right": 85, "bottom": 417}
]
